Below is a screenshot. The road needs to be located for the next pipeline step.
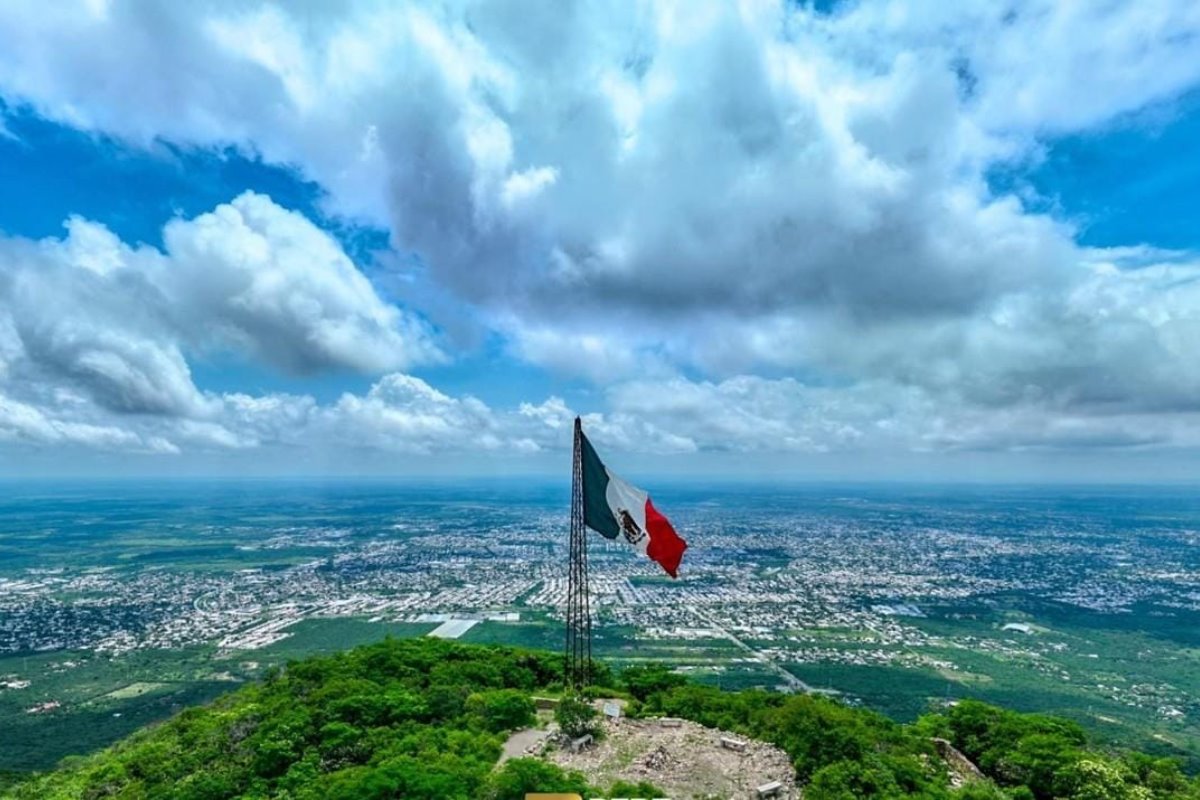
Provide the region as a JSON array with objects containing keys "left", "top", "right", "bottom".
[{"left": 687, "top": 605, "right": 812, "bottom": 693}]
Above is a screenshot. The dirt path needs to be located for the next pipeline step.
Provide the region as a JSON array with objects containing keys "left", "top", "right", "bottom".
[{"left": 500, "top": 726, "right": 552, "bottom": 763}]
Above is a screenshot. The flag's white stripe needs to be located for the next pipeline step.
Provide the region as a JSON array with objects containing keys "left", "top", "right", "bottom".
[{"left": 603, "top": 467, "right": 650, "bottom": 555}]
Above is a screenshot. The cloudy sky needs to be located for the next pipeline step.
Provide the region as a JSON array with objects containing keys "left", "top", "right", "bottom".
[{"left": 1, "top": 0, "right": 1198, "bottom": 480}]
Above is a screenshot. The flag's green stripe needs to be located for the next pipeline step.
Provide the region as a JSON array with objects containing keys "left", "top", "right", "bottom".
[{"left": 580, "top": 431, "right": 619, "bottom": 539}]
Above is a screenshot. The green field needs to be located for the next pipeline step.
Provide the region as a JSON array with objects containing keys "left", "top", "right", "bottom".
[
  {"left": 0, "top": 647, "right": 235, "bottom": 772},
  {"left": 0, "top": 618, "right": 438, "bottom": 772},
  {"left": 250, "top": 618, "right": 437, "bottom": 661},
  {"left": 765, "top": 605, "right": 1200, "bottom": 773},
  {"left": 461, "top": 614, "right": 566, "bottom": 652}
]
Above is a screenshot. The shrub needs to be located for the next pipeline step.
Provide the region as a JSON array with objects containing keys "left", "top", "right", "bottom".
[{"left": 555, "top": 695, "right": 602, "bottom": 740}]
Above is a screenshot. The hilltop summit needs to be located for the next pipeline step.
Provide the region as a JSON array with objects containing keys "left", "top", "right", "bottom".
[{"left": 4, "top": 638, "right": 1198, "bottom": 800}]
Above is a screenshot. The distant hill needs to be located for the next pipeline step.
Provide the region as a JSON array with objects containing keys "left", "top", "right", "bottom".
[{"left": 4, "top": 638, "right": 1198, "bottom": 799}]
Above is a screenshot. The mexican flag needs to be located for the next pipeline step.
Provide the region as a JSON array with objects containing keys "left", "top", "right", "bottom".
[{"left": 579, "top": 429, "right": 688, "bottom": 577}]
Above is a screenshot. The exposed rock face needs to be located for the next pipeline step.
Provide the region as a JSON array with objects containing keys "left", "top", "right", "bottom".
[
  {"left": 932, "top": 737, "right": 986, "bottom": 787},
  {"left": 542, "top": 716, "right": 798, "bottom": 799}
]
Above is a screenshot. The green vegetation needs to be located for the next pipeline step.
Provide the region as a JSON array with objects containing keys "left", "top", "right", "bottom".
[
  {"left": 554, "top": 695, "right": 601, "bottom": 741},
  {"left": 6, "top": 638, "right": 1199, "bottom": 799},
  {"left": 918, "top": 700, "right": 1200, "bottom": 800},
  {"left": 5, "top": 638, "right": 584, "bottom": 800},
  {"left": 0, "top": 619, "right": 439, "bottom": 773},
  {"left": 621, "top": 663, "right": 688, "bottom": 701},
  {"left": 773, "top": 608, "right": 1200, "bottom": 772},
  {"left": 641, "top": 685, "right": 1200, "bottom": 800},
  {"left": 461, "top": 612, "right": 565, "bottom": 652},
  {"left": 0, "top": 648, "right": 238, "bottom": 772},
  {"left": 251, "top": 619, "right": 438, "bottom": 661}
]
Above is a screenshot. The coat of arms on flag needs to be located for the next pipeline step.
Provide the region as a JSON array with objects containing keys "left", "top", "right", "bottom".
[{"left": 577, "top": 426, "right": 688, "bottom": 577}]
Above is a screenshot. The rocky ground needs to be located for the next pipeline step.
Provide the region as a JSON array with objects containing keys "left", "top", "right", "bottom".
[{"left": 538, "top": 716, "right": 798, "bottom": 799}]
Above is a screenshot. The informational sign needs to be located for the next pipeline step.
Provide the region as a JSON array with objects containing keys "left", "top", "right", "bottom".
[{"left": 602, "top": 701, "right": 621, "bottom": 718}]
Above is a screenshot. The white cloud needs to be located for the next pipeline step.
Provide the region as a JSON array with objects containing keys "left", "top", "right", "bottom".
[
  {"left": 160, "top": 192, "right": 443, "bottom": 374},
  {"left": 3, "top": 358, "right": 1199, "bottom": 471},
  {"left": 0, "top": 193, "right": 442, "bottom": 454},
  {"left": 606, "top": 372, "right": 1200, "bottom": 455},
  {"left": 0, "top": 392, "right": 179, "bottom": 453},
  {"left": 0, "top": 193, "right": 439, "bottom": 416},
  {"left": 1, "top": 2, "right": 1192, "bottom": 329},
  {"left": 0, "top": 1, "right": 1199, "bottom": 469},
  {"left": 7, "top": 229, "right": 211, "bottom": 418},
  {"left": 327, "top": 373, "right": 498, "bottom": 454},
  {"left": 505, "top": 323, "right": 659, "bottom": 383},
  {"left": 853, "top": 1, "right": 1200, "bottom": 135},
  {"left": 501, "top": 166, "right": 558, "bottom": 211}
]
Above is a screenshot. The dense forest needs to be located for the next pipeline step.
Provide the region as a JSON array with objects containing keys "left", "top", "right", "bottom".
[{"left": 3, "top": 637, "right": 1197, "bottom": 799}]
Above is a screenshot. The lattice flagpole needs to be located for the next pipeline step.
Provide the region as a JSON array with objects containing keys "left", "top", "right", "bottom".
[{"left": 564, "top": 417, "right": 592, "bottom": 690}]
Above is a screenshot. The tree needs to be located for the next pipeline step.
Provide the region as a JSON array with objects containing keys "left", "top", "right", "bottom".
[
  {"left": 950, "top": 783, "right": 1008, "bottom": 800},
  {"left": 555, "top": 695, "right": 601, "bottom": 740},
  {"left": 806, "top": 757, "right": 904, "bottom": 800},
  {"left": 994, "top": 732, "right": 1083, "bottom": 798},
  {"left": 621, "top": 663, "right": 687, "bottom": 702},
  {"left": 466, "top": 689, "right": 536, "bottom": 733},
  {"left": 1120, "top": 752, "right": 1193, "bottom": 796},
  {"left": 1054, "top": 759, "right": 1152, "bottom": 800},
  {"left": 484, "top": 758, "right": 591, "bottom": 800},
  {"left": 12, "top": 639, "right": 1200, "bottom": 800}
]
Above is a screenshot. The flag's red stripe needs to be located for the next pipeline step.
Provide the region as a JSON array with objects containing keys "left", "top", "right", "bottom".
[{"left": 644, "top": 498, "right": 687, "bottom": 578}]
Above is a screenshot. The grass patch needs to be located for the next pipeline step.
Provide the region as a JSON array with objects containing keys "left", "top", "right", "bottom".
[
  {"left": 100, "top": 682, "right": 169, "bottom": 701},
  {"left": 250, "top": 618, "right": 436, "bottom": 661}
]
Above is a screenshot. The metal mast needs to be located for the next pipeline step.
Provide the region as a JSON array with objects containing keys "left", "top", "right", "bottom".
[{"left": 564, "top": 416, "right": 592, "bottom": 690}]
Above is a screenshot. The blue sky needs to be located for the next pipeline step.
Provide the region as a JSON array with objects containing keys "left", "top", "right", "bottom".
[
  {"left": 988, "top": 90, "right": 1200, "bottom": 251},
  {"left": 0, "top": 1, "right": 1198, "bottom": 480}
]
